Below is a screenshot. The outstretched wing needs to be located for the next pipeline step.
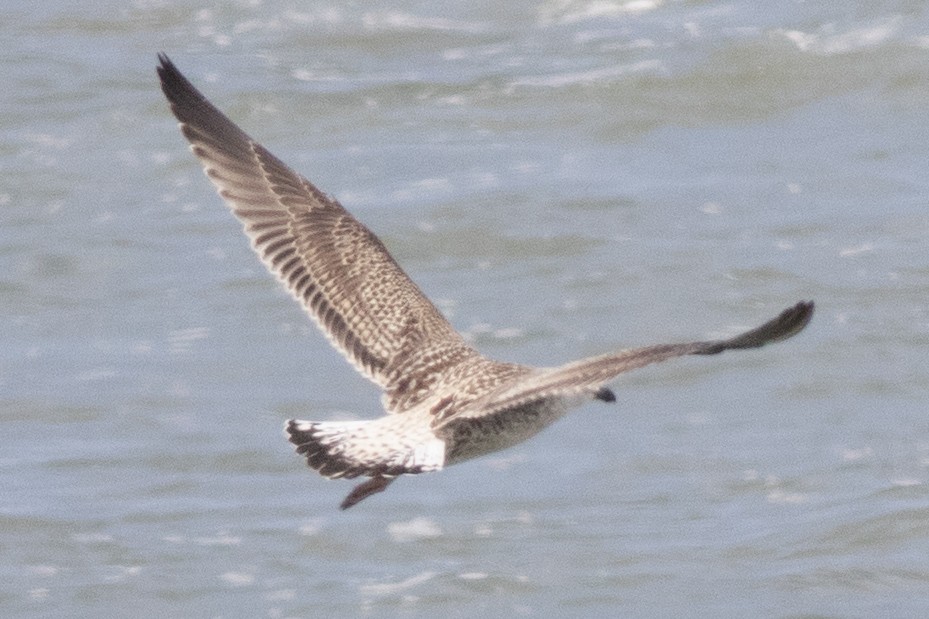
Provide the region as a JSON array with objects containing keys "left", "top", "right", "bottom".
[
  {"left": 157, "top": 54, "right": 475, "bottom": 409},
  {"left": 439, "top": 301, "right": 814, "bottom": 425}
]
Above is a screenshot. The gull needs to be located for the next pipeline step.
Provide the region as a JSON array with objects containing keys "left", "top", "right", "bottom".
[{"left": 157, "top": 54, "right": 814, "bottom": 510}]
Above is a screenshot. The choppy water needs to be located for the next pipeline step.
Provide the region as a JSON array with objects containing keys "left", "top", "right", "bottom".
[{"left": 3, "top": 1, "right": 929, "bottom": 617}]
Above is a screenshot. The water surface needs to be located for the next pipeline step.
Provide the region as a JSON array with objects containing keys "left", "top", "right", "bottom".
[{"left": 3, "top": 1, "right": 929, "bottom": 617}]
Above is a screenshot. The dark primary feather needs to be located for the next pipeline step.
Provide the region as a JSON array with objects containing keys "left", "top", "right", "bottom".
[{"left": 691, "top": 300, "right": 814, "bottom": 354}]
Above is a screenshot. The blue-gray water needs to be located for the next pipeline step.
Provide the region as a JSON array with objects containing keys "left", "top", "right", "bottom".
[{"left": 3, "top": 2, "right": 929, "bottom": 617}]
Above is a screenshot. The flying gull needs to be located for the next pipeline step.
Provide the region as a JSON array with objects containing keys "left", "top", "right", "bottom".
[{"left": 157, "top": 54, "right": 814, "bottom": 510}]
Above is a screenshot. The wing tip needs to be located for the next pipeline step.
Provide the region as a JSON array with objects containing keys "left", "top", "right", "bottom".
[
  {"left": 777, "top": 299, "right": 815, "bottom": 339},
  {"left": 156, "top": 52, "right": 211, "bottom": 116},
  {"left": 697, "top": 299, "right": 815, "bottom": 355},
  {"left": 155, "top": 52, "right": 178, "bottom": 93}
]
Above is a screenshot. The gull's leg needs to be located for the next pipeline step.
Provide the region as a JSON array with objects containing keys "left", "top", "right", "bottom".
[{"left": 340, "top": 476, "right": 395, "bottom": 510}]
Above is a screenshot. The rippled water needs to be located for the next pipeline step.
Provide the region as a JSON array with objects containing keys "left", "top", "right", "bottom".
[{"left": 3, "top": 1, "right": 929, "bottom": 617}]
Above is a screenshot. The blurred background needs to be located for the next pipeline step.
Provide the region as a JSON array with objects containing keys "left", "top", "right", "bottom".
[{"left": 2, "top": 1, "right": 928, "bottom": 617}]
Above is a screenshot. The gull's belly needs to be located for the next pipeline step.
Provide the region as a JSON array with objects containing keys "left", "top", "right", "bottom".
[{"left": 441, "top": 398, "right": 572, "bottom": 465}]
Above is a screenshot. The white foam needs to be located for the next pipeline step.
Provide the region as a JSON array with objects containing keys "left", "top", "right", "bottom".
[
  {"left": 776, "top": 17, "right": 900, "bottom": 55},
  {"left": 494, "top": 327, "right": 525, "bottom": 340},
  {"left": 539, "top": 0, "right": 661, "bottom": 26},
  {"left": 194, "top": 534, "right": 241, "bottom": 546},
  {"left": 27, "top": 565, "right": 58, "bottom": 577},
  {"left": 220, "top": 571, "right": 255, "bottom": 587},
  {"left": 840, "top": 446, "right": 873, "bottom": 462},
  {"left": 839, "top": 243, "right": 874, "bottom": 258},
  {"left": 510, "top": 60, "right": 664, "bottom": 88},
  {"left": 763, "top": 474, "right": 807, "bottom": 504},
  {"left": 360, "top": 570, "right": 437, "bottom": 596},
  {"left": 104, "top": 566, "right": 142, "bottom": 583},
  {"left": 265, "top": 589, "right": 296, "bottom": 602},
  {"left": 298, "top": 518, "right": 325, "bottom": 536},
  {"left": 700, "top": 202, "right": 723, "bottom": 215},
  {"left": 387, "top": 517, "right": 442, "bottom": 543},
  {"left": 766, "top": 489, "right": 807, "bottom": 504},
  {"left": 482, "top": 452, "right": 528, "bottom": 471},
  {"left": 168, "top": 326, "right": 210, "bottom": 354},
  {"left": 362, "top": 12, "right": 484, "bottom": 34}
]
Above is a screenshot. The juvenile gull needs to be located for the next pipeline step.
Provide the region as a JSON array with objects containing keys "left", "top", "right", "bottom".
[{"left": 157, "top": 54, "right": 814, "bottom": 510}]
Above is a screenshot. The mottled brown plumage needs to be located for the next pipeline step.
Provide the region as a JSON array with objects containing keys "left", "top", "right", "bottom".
[{"left": 157, "top": 54, "right": 814, "bottom": 510}]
